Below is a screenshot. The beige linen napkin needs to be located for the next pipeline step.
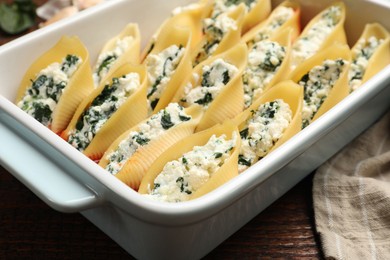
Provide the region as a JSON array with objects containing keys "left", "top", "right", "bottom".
[{"left": 313, "top": 111, "right": 390, "bottom": 260}]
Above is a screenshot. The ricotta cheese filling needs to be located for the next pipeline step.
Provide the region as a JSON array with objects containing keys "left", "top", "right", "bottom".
[
  {"left": 211, "top": 0, "right": 257, "bottom": 18},
  {"left": 248, "top": 6, "right": 294, "bottom": 46},
  {"left": 67, "top": 73, "right": 141, "bottom": 151},
  {"left": 238, "top": 99, "right": 292, "bottom": 173},
  {"left": 145, "top": 133, "right": 237, "bottom": 203},
  {"left": 348, "top": 36, "right": 384, "bottom": 92},
  {"left": 291, "top": 5, "right": 341, "bottom": 69},
  {"left": 243, "top": 40, "right": 286, "bottom": 108},
  {"left": 105, "top": 103, "right": 192, "bottom": 175},
  {"left": 93, "top": 36, "right": 134, "bottom": 86},
  {"left": 194, "top": 13, "right": 238, "bottom": 65},
  {"left": 17, "top": 54, "right": 82, "bottom": 127},
  {"left": 299, "top": 58, "right": 347, "bottom": 128},
  {"left": 145, "top": 44, "right": 185, "bottom": 111},
  {"left": 182, "top": 58, "right": 239, "bottom": 108}
]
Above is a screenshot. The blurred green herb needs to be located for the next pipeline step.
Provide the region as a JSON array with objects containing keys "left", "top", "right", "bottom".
[{"left": 0, "top": 0, "right": 36, "bottom": 35}]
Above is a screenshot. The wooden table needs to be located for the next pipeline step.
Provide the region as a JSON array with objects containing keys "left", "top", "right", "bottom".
[{"left": 0, "top": 1, "right": 323, "bottom": 258}]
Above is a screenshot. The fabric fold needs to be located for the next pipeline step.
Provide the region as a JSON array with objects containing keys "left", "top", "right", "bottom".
[{"left": 313, "top": 111, "right": 390, "bottom": 260}]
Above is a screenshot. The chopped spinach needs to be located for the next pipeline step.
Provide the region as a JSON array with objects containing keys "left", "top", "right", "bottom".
[
  {"left": 195, "top": 92, "right": 213, "bottom": 106},
  {"left": 222, "top": 70, "right": 230, "bottom": 84},
  {"left": 32, "top": 102, "right": 51, "bottom": 124},
  {"left": 214, "top": 152, "right": 223, "bottom": 159},
  {"left": 179, "top": 114, "right": 191, "bottom": 121},
  {"left": 240, "top": 128, "right": 249, "bottom": 139},
  {"left": 92, "top": 80, "right": 118, "bottom": 106},
  {"left": 134, "top": 135, "right": 150, "bottom": 145},
  {"left": 182, "top": 157, "right": 188, "bottom": 164},
  {"left": 61, "top": 55, "right": 80, "bottom": 73},
  {"left": 150, "top": 99, "right": 159, "bottom": 110},
  {"left": 161, "top": 110, "right": 174, "bottom": 129},
  {"left": 238, "top": 154, "right": 251, "bottom": 166},
  {"left": 176, "top": 177, "right": 192, "bottom": 194},
  {"left": 0, "top": 0, "right": 36, "bottom": 35},
  {"left": 96, "top": 55, "right": 117, "bottom": 76}
]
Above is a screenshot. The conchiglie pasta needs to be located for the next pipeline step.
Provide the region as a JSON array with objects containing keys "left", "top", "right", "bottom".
[
  {"left": 92, "top": 23, "right": 141, "bottom": 86},
  {"left": 192, "top": 3, "right": 246, "bottom": 65},
  {"left": 242, "top": 0, "right": 301, "bottom": 46},
  {"left": 290, "top": 1, "right": 347, "bottom": 70},
  {"left": 99, "top": 103, "right": 204, "bottom": 190},
  {"left": 173, "top": 43, "right": 248, "bottom": 132},
  {"left": 141, "top": 0, "right": 212, "bottom": 61},
  {"left": 15, "top": 36, "right": 94, "bottom": 134},
  {"left": 233, "top": 80, "right": 303, "bottom": 172},
  {"left": 143, "top": 24, "right": 193, "bottom": 113},
  {"left": 290, "top": 44, "right": 351, "bottom": 128},
  {"left": 138, "top": 121, "right": 240, "bottom": 202},
  {"left": 348, "top": 23, "right": 390, "bottom": 92},
  {"left": 61, "top": 63, "right": 149, "bottom": 160},
  {"left": 210, "top": 0, "right": 271, "bottom": 34},
  {"left": 242, "top": 28, "right": 294, "bottom": 108}
]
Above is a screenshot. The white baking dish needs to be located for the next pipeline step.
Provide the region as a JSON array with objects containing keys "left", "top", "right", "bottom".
[{"left": 0, "top": 0, "right": 389, "bottom": 259}]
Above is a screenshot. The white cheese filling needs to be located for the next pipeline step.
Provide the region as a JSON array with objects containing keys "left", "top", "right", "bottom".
[
  {"left": 145, "top": 44, "right": 185, "bottom": 111},
  {"left": 17, "top": 55, "right": 82, "bottom": 127},
  {"left": 348, "top": 36, "right": 384, "bottom": 92},
  {"left": 194, "top": 13, "right": 238, "bottom": 65},
  {"left": 238, "top": 99, "right": 292, "bottom": 173},
  {"left": 299, "top": 58, "right": 348, "bottom": 128},
  {"left": 291, "top": 5, "right": 341, "bottom": 69},
  {"left": 105, "top": 103, "right": 192, "bottom": 175},
  {"left": 183, "top": 58, "right": 238, "bottom": 108},
  {"left": 211, "top": 0, "right": 257, "bottom": 18},
  {"left": 93, "top": 36, "right": 134, "bottom": 86},
  {"left": 145, "top": 133, "right": 237, "bottom": 203},
  {"left": 243, "top": 40, "right": 286, "bottom": 108},
  {"left": 249, "top": 6, "right": 294, "bottom": 45},
  {"left": 67, "top": 73, "right": 141, "bottom": 151}
]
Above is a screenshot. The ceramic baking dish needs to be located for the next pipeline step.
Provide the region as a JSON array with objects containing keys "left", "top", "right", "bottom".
[{"left": 0, "top": 0, "right": 389, "bottom": 259}]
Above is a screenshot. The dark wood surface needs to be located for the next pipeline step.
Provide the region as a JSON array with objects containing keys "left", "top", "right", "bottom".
[{"left": 0, "top": 1, "right": 323, "bottom": 258}]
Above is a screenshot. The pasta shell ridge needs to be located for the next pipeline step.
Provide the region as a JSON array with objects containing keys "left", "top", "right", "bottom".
[
  {"left": 146, "top": 25, "right": 193, "bottom": 113},
  {"left": 138, "top": 121, "right": 240, "bottom": 201},
  {"left": 235, "top": 80, "right": 303, "bottom": 154},
  {"left": 193, "top": 43, "right": 248, "bottom": 131},
  {"left": 104, "top": 104, "right": 203, "bottom": 190},
  {"left": 62, "top": 63, "right": 148, "bottom": 160},
  {"left": 290, "top": 44, "right": 351, "bottom": 124},
  {"left": 94, "top": 23, "right": 141, "bottom": 86},
  {"left": 352, "top": 23, "right": 390, "bottom": 86},
  {"left": 241, "top": 0, "right": 301, "bottom": 44}
]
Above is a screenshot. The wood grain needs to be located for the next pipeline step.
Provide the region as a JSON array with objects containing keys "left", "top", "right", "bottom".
[
  {"left": 0, "top": 165, "right": 323, "bottom": 259},
  {"left": 0, "top": 1, "right": 324, "bottom": 258}
]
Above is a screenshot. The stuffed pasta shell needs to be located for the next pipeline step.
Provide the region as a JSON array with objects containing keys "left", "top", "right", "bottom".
[
  {"left": 143, "top": 25, "right": 193, "bottom": 113},
  {"left": 192, "top": 3, "right": 246, "bottom": 66},
  {"left": 234, "top": 81, "right": 303, "bottom": 173},
  {"left": 61, "top": 64, "right": 148, "bottom": 160},
  {"left": 210, "top": 0, "right": 271, "bottom": 34},
  {"left": 139, "top": 121, "right": 240, "bottom": 202},
  {"left": 242, "top": 0, "right": 301, "bottom": 47},
  {"left": 348, "top": 23, "right": 390, "bottom": 92},
  {"left": 290, "top": 44, "right": 351, "bottom": 128},
  {"left": 15, "top": 36, "right": 94, "bottom": 134},
  {"left": 175, "top": 43, "right": 248, "bottom": 131},
  {"left": 290, "top": 2, "right": 346, "bottom": 70},
  {"left": 99, "top": 103, "right": 203, "bottom": 190},
  {"left": 141, "top": 0, "right": 212, "bottom": 61},
  {"left": 92, "top": 23, "right": 141, "bottom": 87},
  {"left": 242, "top": 28, "right": 294, "bottom": 108}
]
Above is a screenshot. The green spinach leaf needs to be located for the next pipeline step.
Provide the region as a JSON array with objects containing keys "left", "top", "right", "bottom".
[{"left": 0, "top": 0, "right": 36, "bottom": 35}]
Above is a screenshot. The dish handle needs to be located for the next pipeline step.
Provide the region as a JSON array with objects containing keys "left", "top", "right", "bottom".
[{"left": 0, "top": 116, "right": 102, "bottom": 213}]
